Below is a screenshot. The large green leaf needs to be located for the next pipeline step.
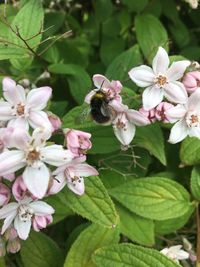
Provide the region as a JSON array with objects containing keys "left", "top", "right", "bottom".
[
  {"left": 191, "top": 166, "right": 200, "bottom": 201},
  {"left": 121, "top": 0, "right": 148, "bottom": 12},
  {"left": 109, "top": 177, "right": 193, "bottom": 220},
  {"left": 20, "top": 232, "right": 63, "bottom": 267},
  {"left": 93, "top": 244, "right": 180, "bottom": 267},
  {"left": 135, "top": 14, "right": 168, "bottom": 63},
  {"left": 65, "top": 176, "right": 119, "bottom": 228},
  {"left": 64, "top": 223, "right": 119, "bottom": 267},
  {"left": 180, "top": 137, "right": 200, "bottom": 165}
]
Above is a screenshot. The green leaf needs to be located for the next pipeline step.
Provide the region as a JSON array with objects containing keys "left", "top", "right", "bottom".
[
  {"left": 65, "top": 176, "right": 119, "bottom": 228},
  {"left": 180, "top": 137, "right": 200, "bottom": 165},
  {"left": 109, "top": 177, "right": 193, "bottom": 220},
  {"left": 20, "top": 232, "right": 64, "bottom": 267},
  {"left": 0, "top": 45, "right": 27, "bottom": 60},
  {"left": 64, "top": 223, "right": 119, "bottom": 267},
  {"left": 134, "top": 124, "right": 166, "bottom": 165},
  {"left": 116, "top": 203, "right": 155, "bottom": 246},
  {"left": 169, "top": 19, "right": 190, "bottom": 48},
  {"left": 135, "top": 14, "right": 168, "bottom": 63},
  {"left": 191, "top": 166, "right": 200, "bottom": 201},
  {"left": 48, "top": 63, "right": 92, "bottom": 104},
  {"left": 106, "top": 45, "right": 142, "bottom": 88},
  {"left": 121, "top": 0, "right": 148, "bottom": 12},
  {"left": 94, "top": 0, "right": 113, "bottom": 23},
  {"left": 93, "top": 244, "right": 180, "bottom": 267}
]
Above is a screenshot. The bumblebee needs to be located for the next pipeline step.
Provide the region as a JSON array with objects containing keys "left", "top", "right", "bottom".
[{"left": 90, "top": 90, "right": 116, "bottom": 125}]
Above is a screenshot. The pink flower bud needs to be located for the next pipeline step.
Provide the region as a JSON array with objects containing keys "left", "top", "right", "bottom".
[
  {"left": 155, "top": 102, "right": 174, "bottom": 123},
  {"left": 6, "top": 238, "right": 21, "bottom": 254},
  {"left": 4, "top": 227, "right": 18, "bottom": 241},
  {"left": 12, "top": 176, "right": 36, "bottom": 201},
  {"left": 47, "top": 112, "right": 62, "bottom": 132},
  {"left": 139, "top": 107, "right": 156, "bottom": 123},
  {"left": 182, "top": 71, "right": 200, "bottom": 93},
  {"left": 0, "top": 183, "right": 10, "bottom": 206},
  {"left": 65, "top": 129, "right": 92, "bottom": 157},
  {"left": 32, "top": 215, "right": 53, "bottom": 232}
]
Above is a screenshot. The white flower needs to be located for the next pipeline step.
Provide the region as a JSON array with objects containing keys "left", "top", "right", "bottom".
[
  {"left": 165, "top": 88, "right": 200, "bottom": 143},
  {"left": 128, "top": 47, "right": 190, "bottom": 110},
  {"left": 160, "top": 245, "right": 189, "bottom": 263},
  {"left": 0, "top": 128, "right": 73, "bottom": 198},
  {"left": 0, "top": 197, "right": 54, "bottom": 240},
  {"left": 0, "top": 77, "right": 52, "bottom": 131}
]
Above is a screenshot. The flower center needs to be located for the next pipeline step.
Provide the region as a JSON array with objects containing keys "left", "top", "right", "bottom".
[
  {"left": 18, "top": 205, "right": 33, "bottom": 222},
  {"left": 186, "top": 112, "right": 200, "bottom": 128},
  {"left": 155, "top": 75, "right": 167, "bottom": 87},
  {"left": 16, "top": 104, "right": 25, "bottom": 116},
  {"left": 26, "top": 149, "right": 40, "bottom": 165}
]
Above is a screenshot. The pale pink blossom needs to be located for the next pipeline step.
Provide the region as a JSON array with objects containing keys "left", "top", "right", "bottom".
[
  {"left": 183, "top": 71, "right": 200, "bottom": 94},
  {"left": 0, "top": 197, "right": 54, "bottom": 240},
  {"left": 65, "top": 129, "right": 92, "bottom": 157},
  {"left": 51, "top": 157, "right": 98, "bottom": 195},
  {"left": 129, "top": 47, "right": 190, "bottom": 110},
  {"left": 139, "top": 107, "right": 156, "bottom": 123},
  {"left": 12, "top": 176, "right": 34, "bottom": 201},
  {"left": 165, "top": 88, "right": 200, "bottom": 143},
  {"left": 47, "top": 112, "right": 62, "bottom": 132},
  {"left": 155, "top": 102, "right": 174, "bottom": 122},
  {"left": 0, "top": 183, "right": 10, "bottom": 206},
  {"left": 32, "top": 214, "right": 53, "bottom": 232},
  {"left": 0, "top": 128, "right": 73, "bottom": 198},
  {"left": 0, "top": 77, "right": 53, "bottom": 131},
  {"left": 160, "top": 245, "right": 189, "bottom": 263},
  {"left": 85, "top": 74, "right": 122, "bottom": 104}
]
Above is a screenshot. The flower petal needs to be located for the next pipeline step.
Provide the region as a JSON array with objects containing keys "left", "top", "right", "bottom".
[
  {"left": 127, "top": 109, "right": 150, "bottom": 126},
  {"left": 2, "top": 213, "right": 17, "bottom": 234},
  {"left": 28, "top": 110, "right": 52, "bottom": 131},
  {"left": 84, "top": 90, "right": 97, "bottom": 104},
  {"left": 72, "top": 163, "right": 99, "bottom": 177},
  {"left": 29, "top": 201, "right": 54, "bottom": 215},
  {"left": 41, "top": 145, "right": 73, "bottom": 166},
  {"left": 92, "top": 74, "right": 111, "bottom": 89},
  {"left": 7, "top": 117, "right": 29, "bottom": 131},
  {"left": 167, "top": 60, "right": 190, "bottom": 81},
  {"left": 67, "top": 177, "right": 85, "bottom": 195},
  {"left": 0, "top": 150, "right": 25, "bottom": 176},
  {"left": 164, "top": 81, "right": 188, "bottom": 104},
  {"left": 128, "top": 65, "right": 154, "bottom": 87},
  {"left": 0, "top": 203, "right": 18, "bottom": 219},
  {"left": 0, "top": 101, "right": 13, "bottom": 120},
  {"left": 113, "top": 121, "right": 136, "bottom": 146},
  {"left": 168, "top": 119, "right": 188, "bottom": 144},
  {"left": 189, "top": 127, "right": 200, "bottom": 139},
  {"left": 152, "top": 47, "right": 169, "bottom": 74},
  {"left": 142, "top": 86, "right": 164, "bottom": 110},
  {"left": 3, "top": 78, "right": 25, "bottom": 105},
  {"left": 49, "top": 173, "right": 67, "bottom": 195},
  {"left": 164, "top": 104, "right": 187, "bottom": 123},
  {"left": 188, "top": 88, "right": 200, "bottom": 112},
  {"left": 23, "top": 163, "right": 50, "bottom": 199},
  {"left": 14, "top": 216, "right": 31, "bottom": 240},
  {"left": 26, "top": 87, "right": 52, "bottom": 110}
]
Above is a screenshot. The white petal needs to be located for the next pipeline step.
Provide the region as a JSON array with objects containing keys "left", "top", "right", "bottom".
[
  {"left": 28, "top": 110, "right": 52, "bottom": 131},
  {"left": 26, "top": 87, "right": 52, "bottom": 110},
  {"left": 164, "top": 81, "right": 188, "bottom": 104},
  {"left": 31, "top": 127, "right": 51, "bottom": 147},
  {"left": 0, "top": 150, "right": 25, "bottom": 176},
  {"left": 1, "top": 212, "right": 17, "bottom": 234},
  {"left": 168, "top": 120, "right": 188, "bottom": 144},
  {"left": 167, "top": 60, "right": 190, "bottom": 81},
  {"left": 176, "top": 250, "right": 189, "bottom": 260},
  {"left": 128, "top": 65, "right": 154, "bottom": 87},
  {"left": 14, "top": 216, "right": 31, "bottom": 240},
  {"left": 126, "top": 109, "right": 150, "bottom": 126},
  {"left": 189, "top": 127, "right": 200, "bottom": 139},
  {"left": 188, "top": 88, "right": 200, "bottom": 112},
  {"left": 49, "top": 173, "right": 67, "bottom": 195},
  {"left": 142, "top": 86, "right": 164, "bottom": 110},
  {"left": 3, "top": 78, "right": 25, "bottom": 105},
  {"left": 72, "top": 163, "right": 99, "bottom": 177},
  {"left": 0, "top": 101, "right": 13, "bottom": 120},
  {"left": 152, "top": 47, "right": 169, "bottom": 74},
  {"left": 92, "top": 74, "right": 111, "bottom": 89},
  {"left": 7, "top": 117, "right": 29, "bottom": 131},
  {"left": 0, "top": 203, "right": 18, "bottom": 219},
  {"left": 41, "top": 145, "right": 73, "bottom": 166},
  {"left": 67, "top": 177, "right": 85, "bottom": 195},
  {"left": 23, "top": 163, "right": 50, "bottom": 199},
  {"left": 113, "top": 121, "right": 136, "bottom": 146},
  {"left": 29, "top": 201, "right": 54, "bottom": 215},
  {"left": 84, "top": 90, "right": 97, "bottom": 104},
  {"left": 165, "top": 104, "right": 187, "bottom": 123}
]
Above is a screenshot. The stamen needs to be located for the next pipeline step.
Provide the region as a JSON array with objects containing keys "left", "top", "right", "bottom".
[
  {"left": 155, "top": 75, "right": 167, "bottom": 87},
  {"left": 18, "top": 205, "right": 33, "bottom": 222},
  {"left": 16, "top": 104, "right": 25, "bottom": 116}
]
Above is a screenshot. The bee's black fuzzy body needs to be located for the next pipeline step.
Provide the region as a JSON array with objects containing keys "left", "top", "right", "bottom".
[{"left": 90, "top": 90, "right": 111, "bottom": 124}]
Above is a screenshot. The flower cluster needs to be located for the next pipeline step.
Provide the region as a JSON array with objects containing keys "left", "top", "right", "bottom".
[{"left": 0, "top": 78, "right": 98, "bottom": 254}]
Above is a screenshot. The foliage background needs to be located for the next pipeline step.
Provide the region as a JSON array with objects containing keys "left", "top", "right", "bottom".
[{"left": 0, "top": 0, "right": 200, "bottom": 266}]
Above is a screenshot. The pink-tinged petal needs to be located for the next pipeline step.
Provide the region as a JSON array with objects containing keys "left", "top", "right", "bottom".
[
  {"left": 168, "top": 120, "right": 188, "bottom": 144},
  {"left": 41, "top": 145, "right": 73, "bottom": 166},
  {"left": 113, "top": 121, "right": 136, "bottom": 146},
  {"left": 110, "top": 80, "right": 122, "bottom": 93},
  {"left": 67, "top": 177, "right": 85, "bottom": 195},
  {"left": 23, "top": 163, "right": 50, "bottom": 199},
  {"left": 0, "top": 203, "right": 18, "bottom": 219},
  {"left": 0, "top": 150, "right": 25, "bottom": 176},
  {"left": 92, "top": 74, "right": 111, "bottom": 89},
  {"left": 84, "top": 90, "right": 97, "bottom": 104},
  {"left": 5, "top": 128, "right": 29, "bottom": 150},
  {"left": 7, "top": 118, "right": 29, "bottom": 131},
  {"left": 165, "top": 104, "right": 187, "bottom": 123},
  {"left": 152, "top": 47, "right": 169, "bottom": 74},
  {"left": 167, "top": 60, "right": 190, "bottom": 81},
  {"left": 189, "top": 127, "right": 200, "bottom": 139},
  {"left": 142, "top": 86, "right": 164, "bottom": 110},
  {"left": 164, "top": 81, "right": 188, "bottom": 104},
  {"left": 128, "top": 65, "right": 154, "bottom": 87},
  {"left": 72, "top": 163, "right": 99, "bottom": 177},
  {"left": 26, "top": 87, "right": 52, "bottom": 110},
  {"left": 109, "top": 100, "right": 128, "bottom": 113},
  {"left": 48, "top": 173, "right": 67, "bottom": 195},
  {"left": 3, "top": 173, "right": 15, "bottom": 182},
  {"left": 2, "top": 212, "right": 17, "bottom": 234},
  {"left": 0, "top": 101, "right": 13, "bottom": 120},
  {"left": 188, "top": 88, "right": 200, "bottom": 112},
  {"left": 14, "top": 216, "right": 31, "bottom": 240},
  {"left": 32, "top": 128, "right": 51, "bottom": 147},
  {"left": 28, "top": 110, "right": 52, "bottom": 131},
  {"left": 3, "top": 78, "right": 25, "bottom": 105},
  {"left": 29, "top": 201, "right": 54, "bottom": 215},
  {"left": 127, "top": 109, "right": 150, "bottom": 126}
]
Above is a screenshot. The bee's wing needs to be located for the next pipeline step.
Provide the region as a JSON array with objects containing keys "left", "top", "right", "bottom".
[
  {"left": 75, "top": 106, "right": 91, "bottom": 124},
  {"left": 101, "top": 102, "right": 117, "bottom": 121}
]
